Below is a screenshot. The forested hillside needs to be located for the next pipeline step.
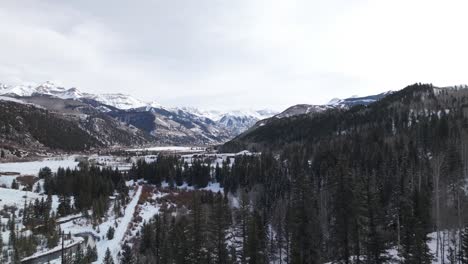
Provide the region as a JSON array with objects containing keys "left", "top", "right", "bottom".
[
  {"left": 0, "top": 98, "right": 150, "bottom": 152},
  {"left": 4, "top": 84, "right": 468, "bottom": 263},
  {"left": 209, "top": 84, "right": 468, "bottom": 262}
]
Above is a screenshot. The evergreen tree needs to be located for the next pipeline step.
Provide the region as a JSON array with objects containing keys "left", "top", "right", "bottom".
[
  {"left": 57, "top": 196, "right": 72, "bottom": 217},
  {"left": 85, "top": 245, "right": 98, "bottom": 262},
  {"left": 38, "top": 167, "right": 52, "bottom": 179},
  {"left": 107, "top": 226, "right": 115, "bottom": 240},
  {"left": 289, "top": 159, "right": 320, "bottom": 264},
  {"left": 104, "top": 248, "right": 114, "bottom": 264},
  {"left": 73, "top": 245, "right": 84, "bottom": 264},
  {"left": 246, "top": 210, "right": 267, "bottom": 264},
  {"left": 120, "top": 242, "right": 134, "bottom": 264},
  {"left": 187, "top": 193, "right": 205, "bottom": 262},
  {"left": 209, "top": 193, "right": 230, "bottom": 264},
  {"left": 233, "top": 190, "right": 250, "bottom": 264},
  {"left": 11, "top": 179, "right": 18, "bottom": 189},
  {"left": 461, "top": 226, "right": 468, "bottom": 263}
]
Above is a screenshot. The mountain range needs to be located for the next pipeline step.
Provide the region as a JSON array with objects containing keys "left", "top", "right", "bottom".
[
  {"left": 221, "top": 84, "right": 455, "bottom": 152},
  {"left": 0, "top": 82, "right": 277, "bottom": 146},
  {"left": 0, "top": 81, "right": 394, "bottom": 152}
]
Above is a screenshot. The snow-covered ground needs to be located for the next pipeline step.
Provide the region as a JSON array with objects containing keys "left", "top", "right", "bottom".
[
  {"left": 21, "top": 236, "right": 84, "bottom": 262},
  {"left": 323, "top": 231, "right": 458, "bottom": 264},
  {"left": 0, "top": 156, "right": 79, "bottom": 175},
  {"left": 88, "top": 155, "right": 134, "bottom": 171},
  {"left": 0, "top": 175, "right": 20, "bottom": 188},
  {"left": 160, "top": 181, "right": 223, "bottom": 193},
  {"left": 97, "top": 186, "right": 142, "bottom": 263},
  {"left": 126, "top": 146, "right": 206, "bottom": 152},
  {"left": 0, "top": 187, "right": 41, "bottom": 207},
  {"left": 60, "top": 186, "right": 143, "bottom": 264}
]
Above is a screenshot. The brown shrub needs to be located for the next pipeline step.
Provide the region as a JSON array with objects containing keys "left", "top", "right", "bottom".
[{"left": 16, "top": 175, "right": 38, "bottom": 190}]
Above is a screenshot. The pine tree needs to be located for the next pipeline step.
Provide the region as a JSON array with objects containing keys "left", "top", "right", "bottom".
[
  {"left": 233, "top": 190, "right": 250, "bottom": 264},
  {"left": 57, "top": 196, "right": 72, "bottom": 217},
  {"left": 173, "top": 215, "right": 190, "bottom": 264},
  {"left": 120, "top": 242, "right": 134, "bottom": 264},
  {"left": 461, "top": 226, "right": 468, "bottom": 264},
  {"left": 0, "top": 150, "right": 5, "bottom": 158},
  {"left": 73, "top": 245, "right": 84, "bottom": 264},
  {"left": 85, "top": 245, "right": 98, "bottom": 262},
  {"left": 107, "top": 226, "right": 115, "bottom": 240},
  {"left": 187, "top": 193, "right": 205, "bottom": 263},
  {"left": 9, "top": 213, "right": 16, "bottom": 248},
  {"left": 38, "top": 167, "right": 52, "bottom": 179},
  {"left": 0, "top": 230, "right": 3, "bottom": 261},
  {"left": 289, "top": 165, "right": 320, "bottom": 264},
  {"left": 11, "top": 179, "right": 18, "bottom": 189},
  {"left": 104, "top": 248, "right": 115, "bottom": 264},
  {"left": 447, "top": 239, "right": 457, "bottom": 264},
  {"left": 34, "top": 182, "right": 41, "bottom": 193},
  {"left": 246, "top": 210, "right": 267, "bottom": 264},
  {"left": 209, "top": 193, "right": 230, "bottom": 264}
]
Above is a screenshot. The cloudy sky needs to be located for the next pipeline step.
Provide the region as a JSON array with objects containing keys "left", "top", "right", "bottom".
[{"left": 1, "top": 0, "right": 467, "bottom": 111}]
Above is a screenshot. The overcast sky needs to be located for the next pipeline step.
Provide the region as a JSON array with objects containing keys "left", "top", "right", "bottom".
[{"left": 1, "top": 0, "right": 467, "bottom": 111}]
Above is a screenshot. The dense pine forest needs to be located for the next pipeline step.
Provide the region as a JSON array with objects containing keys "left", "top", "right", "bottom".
[
  {"left": 127, "top": 84, "right": 468, "bottom": 263},
  {"left": 4, "top": 84, "right": 468, "bottom": 263}
]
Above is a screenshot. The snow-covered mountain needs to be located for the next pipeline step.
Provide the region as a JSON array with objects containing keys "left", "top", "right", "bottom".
[
  {"left": 174, "top": 108, "right": 277, "bottom": 136},
  {"left": 85, "top": 93, "right": 148, "bottom": 110},
  {"left": 0, "top": 81, "right": 278, "bottom": 143},
  {"left": 0, "top": 81, "right": 151, "bottom": 110},
  {"left": 274, "top": 91, "right": 392, "bottom": 119},
  {"left": 214, "top": 110, "right": 276, "bottom": 135},
  {"left": 0, "top": 81, "right": 276, "bottom": 120}
]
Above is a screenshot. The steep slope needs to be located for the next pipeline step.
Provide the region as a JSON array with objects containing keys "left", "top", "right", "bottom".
[
  {"left": 181, "top": 108, "right": 277, "bottom": 137},
  {"left": 84, "top": 93, "right": 148, "bottom": 110},
  {"left": 222, "top": 84, "right": 458, "bottom": 152},
  {"left": 236, "top": 91, "right": 392, "bottom": 139},
  {"left": 0, "top": 82, "right": 277, "bottom": 141},
  {"left": 0, "top": 81, "right": 151, "bottom": 109},
  {"left": 0, "top": 98, "right": 101, "bottom": 151},
  {"left": 274, "top": 91, "right": 391, "bottom": 118},
  {"left": 0, "top": 96, "right": 150, "bottom": 152},
  {"left": 109, "top": 107, "right": 230, "bottom": 145}
]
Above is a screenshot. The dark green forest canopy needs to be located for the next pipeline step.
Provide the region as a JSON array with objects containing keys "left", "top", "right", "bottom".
[
  {"left": 204, "top": 83, "right": 468, "bottom": 262},
  {"left": 223, "top": 83, "right": 463, "bottom": 154}
]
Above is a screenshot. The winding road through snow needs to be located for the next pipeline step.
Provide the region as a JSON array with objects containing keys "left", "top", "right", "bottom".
[{"left": 95, "top": 185, "right": 142, "bottom": 263}]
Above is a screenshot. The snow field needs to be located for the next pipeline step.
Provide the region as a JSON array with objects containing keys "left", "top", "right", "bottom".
[{"left": 0, "top": 156, "right": 79, "bottom": 176}]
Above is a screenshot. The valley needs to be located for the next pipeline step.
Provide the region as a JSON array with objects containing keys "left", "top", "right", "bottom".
[
  {"left": 1, "top": 1, "right": 464, "bottom": 263},
  {"left": 0, "top": 147, "right": 245, "bottom": 263},
  {"left": 0, "top": 84, "right": 467, "bottom": 264}
]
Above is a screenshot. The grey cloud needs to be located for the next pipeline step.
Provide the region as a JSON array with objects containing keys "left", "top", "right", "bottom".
[{"left": 0, "top": 0, "right": 465, "bottom": 111}]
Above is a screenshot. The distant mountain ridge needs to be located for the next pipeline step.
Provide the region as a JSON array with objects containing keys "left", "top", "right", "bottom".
[
  {"left": 0, "top": 96, "right": 150, "bottom": 153},
  {"left": 274, "top": 91, "right": 392, "bottom": 119},
  {"left": 0, "top": 81, "right": 400, "bottom": 150},
  {"left": 221, "top": 84, "right": 460, "bottom": 152},
  {"left": 0, "top": 81, "right": 278, "bottom": 146},
  {"left": 0, "top": 81, "right": 150, "bottom": 109}
]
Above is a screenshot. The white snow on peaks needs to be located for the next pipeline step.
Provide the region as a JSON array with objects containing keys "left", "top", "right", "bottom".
[
  {"left": 0, "top": 81, "right": 277, "bottom": 123},
  {"left": 327, "top": 98, "right": 342, "bottom": 105},
  {"left": 0, "top": 81, "right": 156, "bottom": 110},
  {"left": 0, "top": 83, "right": 37, "bottom": 97},
  {"left": 176, "top": 107, "right": 276, "bottom": 122},
  {"left": 86, "top": 93, "right": 148, "bottom": 110}
]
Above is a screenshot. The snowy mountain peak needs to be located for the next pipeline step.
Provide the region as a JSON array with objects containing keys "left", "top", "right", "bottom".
[
  {"left": 0, "top": 80, "right": 278, "bottom": 137},
  {"left": 0, "top": 81, "right": 153, "bottom": 109},
  {"left": 327, "top": 98, "right": 342, "bottom": 105},
  {"left": 276, "top": 91, "right": 394, "bottom": 119},
  {"left": 87, "top": 93, "right": 148, "bottom": 110}
]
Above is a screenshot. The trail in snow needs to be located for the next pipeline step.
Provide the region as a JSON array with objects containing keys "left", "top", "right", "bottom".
[{"left": 95, "top": 186, "right": 142, "bottom": 263}]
